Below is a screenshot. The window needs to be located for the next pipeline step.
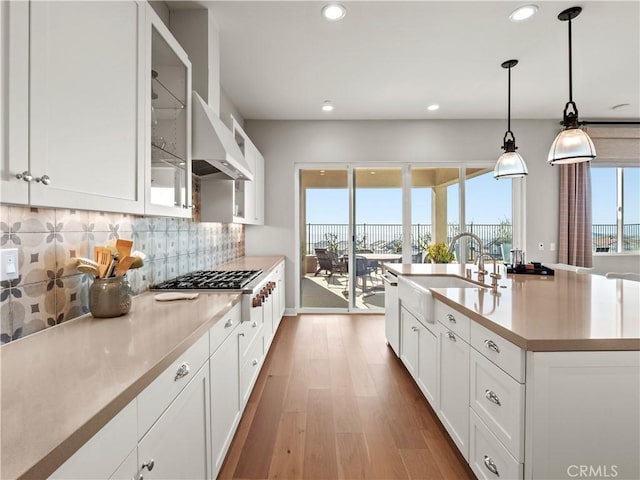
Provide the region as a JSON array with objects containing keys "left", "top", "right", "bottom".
[{"left": 591, "top": 167, "right": 639, "bottom": 253}]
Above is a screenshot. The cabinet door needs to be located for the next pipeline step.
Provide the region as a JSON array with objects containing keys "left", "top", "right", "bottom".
[
  {"left": 400, "top": 307, "right": 419, "bottom": 379},
  {"left": 0, "top": 0, "right": 29, "bottom": 205},
  {"left": 417, "top": 321, "right": 438, "bottom": 408},
  {"left": 138, "top": 363, "right": 211, "bottom": 480},
  {"left": 145, "top": 5, "right": 192, "bottom": 218},
  {"left": 210, "top": 331, "right": 240, "bottom": 477},
  {"left": 437, "top": 324, "right": 470, "bottom": 460},
  {"left": 253, "top": 148, "right": 265, "bottom": 225},
  {"left": 262, "top": 292, "right": 275, "bottom": 353},
  {"left": 27, "top": 1, "right": 144, "bottom": 213}
]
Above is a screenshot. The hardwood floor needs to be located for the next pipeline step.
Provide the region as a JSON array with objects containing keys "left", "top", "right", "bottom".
[{"left": 219, "top": 315, "right": 475, "bottom": 480}]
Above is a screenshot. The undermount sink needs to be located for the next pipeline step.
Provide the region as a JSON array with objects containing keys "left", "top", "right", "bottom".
[{"left": 405, "top": 275, "right": 484, "bottom": 289}]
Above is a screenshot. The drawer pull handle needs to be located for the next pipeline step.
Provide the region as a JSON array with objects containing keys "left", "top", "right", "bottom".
[
  {"left": 446, "top": 313, "right": 456, "bottom": 324},
  {"left": 411, "top": 326, "right": 418, "bottom": 332},
  {"left": 16, "top": 171, "right": 33, "bottom": 182},
  {"left": 252, "top": 359, "right": 258, "bottom": 366},
  {"left": 239, "top": 332, "right": 245, "bottom": 337},
  {"left": 174, "top": 363, "right": 190, "bottom": 381},
  {"left": 447, "top": 331, "right": 456, "bottom": 342},
  {"left": 225, "top": 319, "right": 234, "bottom": 328},
  {"left": 142, "top": 459, "right": 155, "bottom": 471},
  {"left": 485, "top": 389, "right": 502, "bottom": 406},
  {"left": 484, "top": 339, "right": 500, "bottom": 354},
  {"left": 483, "top": 455, "right": 499, "bottom": 476}
]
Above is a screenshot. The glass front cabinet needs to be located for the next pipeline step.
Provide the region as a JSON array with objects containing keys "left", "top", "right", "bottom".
[{"left": 145, "top": 4, "right": 192, "bottom": 218}]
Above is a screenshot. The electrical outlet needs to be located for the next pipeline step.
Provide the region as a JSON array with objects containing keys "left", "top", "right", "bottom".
[
  {"left": 0, "top": 248, "right": 19, "bottom": 282},
  {"left": 550, "top": 242, "right": 556, "bottom": 251},
  {"left": 538, "top": 242, "right": 544, "bottom": 251}
]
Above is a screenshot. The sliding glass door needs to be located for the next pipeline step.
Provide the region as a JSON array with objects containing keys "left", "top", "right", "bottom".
[{"left": 297, "top": 165, "right": 514, "bottom": 312}]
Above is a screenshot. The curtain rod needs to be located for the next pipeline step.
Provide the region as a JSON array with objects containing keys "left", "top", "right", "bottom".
[{"left": 579, "top": 121, "right": 640, "bottom": 125}]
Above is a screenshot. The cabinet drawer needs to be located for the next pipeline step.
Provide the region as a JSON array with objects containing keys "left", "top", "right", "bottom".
[
  {"left": 137, "top": 333, "right": 209, "bottom": 439},
  {"left": 471, "top": 321, "right": 525, "bottom": 382},
  {"left": 240, "top": 333, "right": 264, "bottom": 407},
  {"left": 470, "top": 349, "right": 525, "bottom": 461},
  {"left": 239, "top": 314, "right": 263, "bottom": 364},
  {"left": 210, "top": 302, "right": 241, "bottom": 355},
  {"left": 435, "top": 301, "right": 470, "bottom": 342},
  {"left": 469, "top": 410, "right": 522, "bottom": 480}
]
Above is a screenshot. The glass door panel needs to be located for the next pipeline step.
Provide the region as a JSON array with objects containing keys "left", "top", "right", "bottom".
[
  {"left": 353, "top": 167, "right": 403, "bottom": 310},
  {"left": 300, "top": 168, "right": 349, "bottom": 309}
]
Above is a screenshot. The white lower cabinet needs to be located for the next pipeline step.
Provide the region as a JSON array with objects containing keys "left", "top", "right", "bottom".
[
  {"left": 400, "top": 307, "right": 419, "bottom": 379},
  {"left": 137, "top": 362, "right": 211, "bottom": 480},
  {"left": 469, "top": 410, "right": 522, "bottom": 480},
  {"left": 50, "top": 401, "right": 137, "bottom": 480},
  {"left": 436, "top": 322, "right": 470, "bottom": 460},
  {"left": 417, "top": 318, "right": 438, "bottom": 408},
  {"left": 210, "top": 327, "right": 241, "bottom": 477},
  {"left": 110, "top": 447, "right": 139, "bottom": 480}
]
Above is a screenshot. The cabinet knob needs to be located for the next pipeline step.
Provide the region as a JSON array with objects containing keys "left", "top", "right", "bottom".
[
  {"left": 485, "top": 389, "right": 502, "bottom": 406},
  {"left": 34, "top": 174, "right": 51, "bottom": 185},
  {"left": 484, "top": 339, "right": 501, "bottom": 354},
  {"left": 446, "top": 313, "right": 456, "bottom": 324},
  {"left": 446, "top": 331, "right": 456, "bottom": 342},
  {"left": 252, "top": 321, "right": 258, "bottom": 328},
  {"left": 16, "top": 171, "right": 33, "bottom": 182},
  {"left": 182, "top": 204, "right": 193, "bottom": 209},
  {"left": 174, "top": 362, "right": 190, "bottom": 381},
  {"left": 483, "top": 455, "right": 500, "bottom": 476},
  {"left": 252, "top": 359, "right": 258, "bottom": 366},
  {"left": 239, "top": 332, "right": 245, "bottom": 337},
  {"left": 142, "top": 459, "right": 155, "bottom": 472},
  {"left": 224, "top": 319, "right": 233, "bottom": 328}
]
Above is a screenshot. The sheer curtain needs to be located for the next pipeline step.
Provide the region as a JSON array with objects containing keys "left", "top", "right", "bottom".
[{"left": 558, "top": 163, "right": 592, "bottom": 267}]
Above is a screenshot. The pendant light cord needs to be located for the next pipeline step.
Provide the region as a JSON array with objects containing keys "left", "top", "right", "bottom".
[
  {"left": 507, "top": 65, "right": 512, "bottom": 133},
  {"left": 568, "top": 18, "right": 573, "bottom": 102}
]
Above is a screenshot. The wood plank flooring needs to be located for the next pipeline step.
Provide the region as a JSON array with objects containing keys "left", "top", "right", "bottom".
[{"left": 219, "top": 315, "right": 475, "bottom": 480}]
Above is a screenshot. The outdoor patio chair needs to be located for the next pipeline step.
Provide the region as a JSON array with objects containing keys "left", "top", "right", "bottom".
[
  {"left": 354, "top": 255, "right": 376, "bottom": 291},
  {"left": 314, "top": 248, "right": 347, "bottom": 277}
]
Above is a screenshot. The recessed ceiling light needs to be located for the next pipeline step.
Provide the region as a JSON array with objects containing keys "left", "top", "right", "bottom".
[
  {"left": 322, "top": 4, "right": 346, "bottom": 21},
  {"left": 611, "top": 103, "right": 630, "bottom": 111},
  {"left": 509, "top": 4, "right": 538, "bottom": 22},
  {"left": 322, "top": 101, "right": 334, "bottom": 112},
  {"left": 427, "top": 104, "right": 440, "bottom": 111}
]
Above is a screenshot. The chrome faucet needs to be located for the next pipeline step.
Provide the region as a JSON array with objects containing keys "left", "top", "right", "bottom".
[
  {"left": 476, "top": 253, "right": 501, "bottom": 291},
  {"left": 447, "top": 232, "right": 484, "bottom": 279}
]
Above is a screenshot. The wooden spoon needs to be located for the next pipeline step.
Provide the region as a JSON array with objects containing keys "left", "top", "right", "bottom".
[
  {"left": 115, "top": 239, "right": 134, "bottom": 260},
  {"left": 115, "top": 256, "right": 136, "bottom": 277},
  {"left": 95, "top": 247, "right": 112, "bottom": 278}
]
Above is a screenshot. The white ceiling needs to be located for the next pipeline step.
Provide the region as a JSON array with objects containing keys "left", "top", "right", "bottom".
[{"left": 202, "top": 1, "right": 639, "bottom": 121}]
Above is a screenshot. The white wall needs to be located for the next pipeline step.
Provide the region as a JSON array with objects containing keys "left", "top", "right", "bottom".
[
  {"left": 220, "top": 87, "right": 244, "bottom": 130},
  {"left": 243, "top": 119, "right": 566, "bottom": 308}
]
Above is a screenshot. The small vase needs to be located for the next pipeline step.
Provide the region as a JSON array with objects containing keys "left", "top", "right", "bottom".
[{"left": 89, "top": 276, "right": 133, "bottom": 318}]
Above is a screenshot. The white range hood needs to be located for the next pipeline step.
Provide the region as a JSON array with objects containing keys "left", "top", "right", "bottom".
[{"left": 191, "top": 91, "right": 253, "bottom": 181}]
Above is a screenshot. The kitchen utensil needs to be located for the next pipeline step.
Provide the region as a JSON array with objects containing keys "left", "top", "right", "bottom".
[
  {"left": 115, "top": 256, "right": 136, "bottom": 277},
  {"left": 510, "top": 249, "right": 525, "bottom": 265},
  {"left": 95, "top": 247, "right": 112, "bottom": 278},
  {"left": 77, "top": 264, "right": 100, "bottom": 276},
  {"left": 76, "top": 257, "right": 100, "bottom": 270},
  {"left": 115, "top": 239, "right": 134, "bottom": 260},
  {"left": 89, "top": 276, "right": 132, "bottom": 318}
]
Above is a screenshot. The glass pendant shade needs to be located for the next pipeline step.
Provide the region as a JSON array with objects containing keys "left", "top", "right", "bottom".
[
  {"left": 495, "top": 151, "right": 528, "bottom": 178},
  {"left": 548, "top": 127, "right": 596, "bottom": 164}
]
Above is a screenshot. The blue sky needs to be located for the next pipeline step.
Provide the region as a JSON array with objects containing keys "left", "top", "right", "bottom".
[
  {"left": 306, "top": 168, "right": 639, "bottom": 226},
  {"left": 306, "top": 172, "right": 512, "bottom": 225}
]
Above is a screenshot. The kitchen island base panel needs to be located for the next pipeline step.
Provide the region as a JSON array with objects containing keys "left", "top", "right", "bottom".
[{"left": 525, "top": 350, "right": 640, "bottom": 480}]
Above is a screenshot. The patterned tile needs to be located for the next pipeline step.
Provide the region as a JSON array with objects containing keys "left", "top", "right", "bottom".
[
  {"left": 1, "top": 286, "right": 12, "bottom": 344},
  {"left": 57, "top": 230, "right": 90, "bottom": 276},
  {"left": 165, "top": 256, "right": 178, "bottom": 279},
  {"left": 9, "top": 206, "right": 55, "bottom": 233},
  {"left": 0, "top": 205, "right": 10, "bottom": 232},
  {"left": 166, "top": 231, "right": 179, "bottom": 256},
  {"left": 177, "top": 255, "right": 189, "bottom": 276},
  {"left": 187, "top": 254, "right": 197, "bottom": 272},
  {"left": 57, "top": 274, "right": 89, "bottom": 323},
  {"left": 88, "top": 211, "right": 116, "bottom": 232},
  {"left": 151, "top": 259, "right": 166, "bottom": 285},
  {"left": 179, "top": 229, "right": 191, "bottom": 255},
  {"left": 56, "top": 209, "right": 90, "bottom": 232},
  {"left": 14, "top": 281, "right": 52, "bottom": 338},
  {"left": 166, "top": 217, "right": 180, "bottom": 232}
]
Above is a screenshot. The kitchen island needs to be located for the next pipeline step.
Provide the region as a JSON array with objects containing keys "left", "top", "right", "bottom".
[{"left": 385, "top": 263, "right": 640, "bottom": 479}]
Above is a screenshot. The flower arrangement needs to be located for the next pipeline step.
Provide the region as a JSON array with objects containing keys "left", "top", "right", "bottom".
[{"left": 426, "top": 242, "right": 455, "bottom": 264}]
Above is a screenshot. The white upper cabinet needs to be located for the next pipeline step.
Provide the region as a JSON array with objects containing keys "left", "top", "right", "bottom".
[
  {"left": 145, "top": 4, "right": 192, "bottom": 218},
  {"left": 1, "top": 1, "right": 145, "bottom": 214}
]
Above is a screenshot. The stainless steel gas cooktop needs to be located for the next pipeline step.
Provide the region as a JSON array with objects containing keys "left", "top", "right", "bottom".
[{"left": 152, "top": 270, "right": 262, "bottom": 291}]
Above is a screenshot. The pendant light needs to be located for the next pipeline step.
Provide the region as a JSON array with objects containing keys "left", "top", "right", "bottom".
[
  {"left": 548, "top": 6, "right": 596, "bottom": 165},
  {"left": 494, "top": 59, "right": 528, "bottom": 179}
]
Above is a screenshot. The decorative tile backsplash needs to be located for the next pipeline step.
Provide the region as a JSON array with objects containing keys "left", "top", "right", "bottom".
[{"left": 0, "top": 200, "right": 244, "bottom": 344}]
